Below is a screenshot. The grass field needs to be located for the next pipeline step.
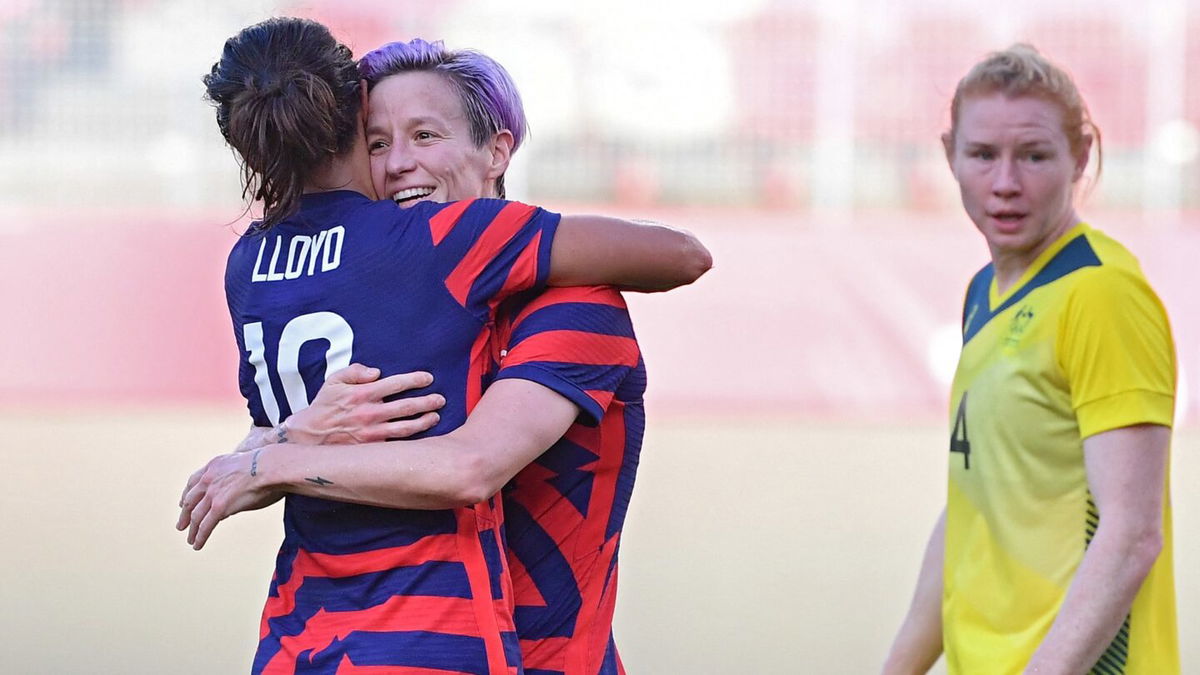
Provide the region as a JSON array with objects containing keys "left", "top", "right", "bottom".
[{"left": 3, "top": 407, "right": 1197, "bottom": 674}]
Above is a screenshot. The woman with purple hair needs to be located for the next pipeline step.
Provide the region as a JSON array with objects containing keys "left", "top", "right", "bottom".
[{"left": 177, "top": 17, "right": 708, "bottom": 673}]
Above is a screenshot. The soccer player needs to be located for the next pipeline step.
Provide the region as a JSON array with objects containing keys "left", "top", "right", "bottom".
[
  {"left": 180, "top": 18, "right": 707, "bottom": 674},
  {"left": 360, "top": 40, "right": 647, "bottom": 673},
  {"left": 882, "top": 45, "right": 1178, "bottom": 674}
]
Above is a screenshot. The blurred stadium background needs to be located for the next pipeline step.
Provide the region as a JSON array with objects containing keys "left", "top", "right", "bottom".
[{"left": 2, "top": 0, "right": 1198, "bottom": 672}]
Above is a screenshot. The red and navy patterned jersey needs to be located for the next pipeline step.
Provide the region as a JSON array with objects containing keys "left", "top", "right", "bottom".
[
  {"left": 489, "top": 286, "right": 646, "bottom": 675},
  {"left": 224, "top": 191, "right": 559, "bottom": 674}
]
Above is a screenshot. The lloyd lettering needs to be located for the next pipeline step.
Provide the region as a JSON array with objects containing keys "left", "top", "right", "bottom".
[{"left": 252, "top": 226, "right": 345, "bottom": 282}]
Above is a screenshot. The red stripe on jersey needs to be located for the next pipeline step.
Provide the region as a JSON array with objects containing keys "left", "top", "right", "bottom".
[
  {"left": 512, "top": 286, "right": 627, "bottom": 326},
  {"left": 583, "top": 388, "right": 617, "bottom": 412},
  {"left": 575, "top": 408, "right": 625, "bottom": 549},
  {"left": 456, "top": 508, "right": 515, "bottom": 675},
  {"left": 517, "top": 404, "right": 630, "bottom": 675},
  {"left": 259, "top": 535, "right": 463, "bottom": 631},
  {"left": 570, "top": 533, "right": 622, "bottom": 674},
  {"left": 445, "top": 202, "right": 538, "bottom": 307},
  {"left": 491, "top": 232, "right": 543, "bottom": 314},
  {"left": 429, "top": 199, "right": 474, "bottom": 246},
  {"left": 521, "top": 636, "right": 571, "bottom": 673},
  {"left": 467, "top": 327, "right": 494, "bottom": 413},
  {"left": 572, "top": 411, "right": 626, "bottom": 657},
  {"left": 504, "top": 330, "right": 639, "bottom": 368},
  {"left": 326, "top": 654, "right": 474, "bottom": 675},
  {"left": 259, "top": 597, "right": 493, "bottom": 675}
]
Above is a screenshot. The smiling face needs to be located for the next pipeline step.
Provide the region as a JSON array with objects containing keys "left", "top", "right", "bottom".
[
  {"left": 947, "top": 92, "right": 1090, "bottom": 274},
  {"left": 366, "top": 71, "right": 510, "bottom": 207}
]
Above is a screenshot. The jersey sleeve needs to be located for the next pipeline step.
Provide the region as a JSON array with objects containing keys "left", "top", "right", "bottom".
[
  {"left": 420, "top": 198, "right": 560, "bottom": 321},
  {"left": 1058, "top": 267, "right": 1176, "bottom": 437},
  {"left": 493, "top": 286, "right": 640, "bottom": 426}
]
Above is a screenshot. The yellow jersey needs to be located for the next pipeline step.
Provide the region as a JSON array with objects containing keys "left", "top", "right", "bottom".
[{"left": 943, "top": 223, "right": 1178, "bottom": 674}]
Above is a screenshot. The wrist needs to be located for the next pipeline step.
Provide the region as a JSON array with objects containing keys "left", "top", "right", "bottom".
[
  {"left": 279, "top": 412, "right": 330, "bottom": 446},
  {"left": 250, "top": 444, "right": 288, "bottom": 491},
  {"left": 272, "top": 419, "right": 306, "bottom": 445}
]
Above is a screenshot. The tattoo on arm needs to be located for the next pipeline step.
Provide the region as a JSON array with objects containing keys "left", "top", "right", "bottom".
[
  {"left": 305, "top": 476, "right": 334, "bottom": 487},
  {"left": 275, "top": 421, "right": 289, "bottom": 444},
  {"left": 250, "top": 449, "right": 261, "bottom": 477}
]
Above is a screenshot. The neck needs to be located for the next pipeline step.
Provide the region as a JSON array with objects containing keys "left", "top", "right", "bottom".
[
  {"left": 303, "top": 129, "right": 377, "bottom": 199},
  {"left": 991, "top": 210, "right": 1080, "bottom": 295}
]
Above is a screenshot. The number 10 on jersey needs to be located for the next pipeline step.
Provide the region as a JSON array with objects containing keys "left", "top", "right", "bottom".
[{"left": 242, "top": 312, "right": 355, "bottom": 425}]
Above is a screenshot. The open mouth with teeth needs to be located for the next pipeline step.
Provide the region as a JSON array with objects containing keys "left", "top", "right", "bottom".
[
  {"left": 989, "top": 211, "right": 1027, "bottom": 230},
  {"left": 392, "top": 187, "right": 435, "bottom": 205}
]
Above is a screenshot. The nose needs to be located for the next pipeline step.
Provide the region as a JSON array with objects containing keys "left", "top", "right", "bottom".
[
  {"left": 385, "top": 141, "right": 417, "bottom": 178},
  {"left": 991, "top": 157, "right": 1020, "bottom": 198}
]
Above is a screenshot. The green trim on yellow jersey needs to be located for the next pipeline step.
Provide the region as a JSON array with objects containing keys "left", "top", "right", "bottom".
[{"left": 943, "top": 223, "right": 1178, "bottom": 674}]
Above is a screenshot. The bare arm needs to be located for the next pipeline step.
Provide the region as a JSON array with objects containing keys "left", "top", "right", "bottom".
[
  {"left": 883, "top": 509, "right": 946, "bottom": 675},
  {"left": 550, "top": 215, "right": 712, "bottom": 292},
  {"left": 1023, "top": 424, "right": 1168, "bottom": 674},
  {"left": 178, "top": 378, "right": 578, "bottom": 549}
]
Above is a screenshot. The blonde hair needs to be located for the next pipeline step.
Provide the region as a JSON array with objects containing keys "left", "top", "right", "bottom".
[{"left": 945, "top": 43, "right": 1102, "bottom": 181}]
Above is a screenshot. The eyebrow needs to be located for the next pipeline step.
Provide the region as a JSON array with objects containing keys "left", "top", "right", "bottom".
[
  {"left": 403, "top": 116, "right": 451, "bottom": 131},
  {"left": 961, "top": 139, "right": 1054, "bottom": 149}
]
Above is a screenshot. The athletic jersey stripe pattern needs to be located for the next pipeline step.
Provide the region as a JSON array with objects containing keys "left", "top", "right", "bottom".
[
  {"left": 490, "top": 286, "right": 644, "bottom": 675},
  {"left": 225, "top": 192, "right": 559, "bottom": 674}
]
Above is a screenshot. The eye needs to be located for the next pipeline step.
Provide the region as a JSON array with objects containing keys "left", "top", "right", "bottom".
[
  {"left": 367, "top": 139, "right": 388, "bottom": 153},
  {"left": 1027, "top": 151, "right": 1049, "bottom": 162},
  {"left": 414, "top": 130, "right": 437, "bottom": 142},
  {"left": 968, "top": 148, "right": 995, "bottom": 161}
]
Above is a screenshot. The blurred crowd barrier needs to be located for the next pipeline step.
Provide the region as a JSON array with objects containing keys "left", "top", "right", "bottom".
[{"left": 0, "top": 0, "right": 1197, "bottom": 214}]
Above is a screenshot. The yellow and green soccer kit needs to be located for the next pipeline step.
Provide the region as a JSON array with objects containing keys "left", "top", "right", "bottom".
[{"left": 943, "top": 223, "right": 1178, "bottom": 674}]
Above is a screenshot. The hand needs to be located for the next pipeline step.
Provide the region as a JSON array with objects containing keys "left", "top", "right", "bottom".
[
  {"left": 176, "top": 450, "right": 282, "bottom": 550},
  {"left": 286, "top": 364, "right": 444, "bottom": 444}
]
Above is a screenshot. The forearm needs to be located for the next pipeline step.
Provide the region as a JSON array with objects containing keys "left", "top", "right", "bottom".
[
  {"left": 883, "top": 510, "right": 945, "bottom": 675},
  {"left": 238, "top": 380, "right": 576, "bottom": 511},
  {"left": 254, "top": 436, "right": 485, "bottom": 510},
  {"left": 550, "top": 215, "right": 712, "bottom": 292},
  {"left": 1025, "top": 522, "right": 1161, "bottom": 674}
]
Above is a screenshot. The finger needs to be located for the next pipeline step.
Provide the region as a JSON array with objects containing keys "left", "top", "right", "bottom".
[
  {"left": 377, "top": 393, "right": 446, "bottom": 421},
  {"left": 377, "top": 411, "right": 441, "bottom": 440},
  {"left": 366, "top": 371, "right": 434, "bottom": 399},
  {"left": 176, "top": 503, "right": 192, "bottom": 531},
  {"left": 192, "top": 503, "right": 224, "bottom": 551},
  {"left": 180, "top": 467, "right": 204, "bottom": 506},
  {"left": 188, "top": 494, "right": 212, "bottom": 547},
  {"left": 326, "top": 363, "right": 381, "bottom": 385},
  {"left": 180, "top": 479, "right": 207, "bottom": 517}
]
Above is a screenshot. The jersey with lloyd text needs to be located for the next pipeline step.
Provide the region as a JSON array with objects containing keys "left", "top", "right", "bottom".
[
  {"left": 224, "top": 191, "right": 559, "bottom": 675},
  {"left": 488, "top": 285, "right": 646, "bottom": 675}
]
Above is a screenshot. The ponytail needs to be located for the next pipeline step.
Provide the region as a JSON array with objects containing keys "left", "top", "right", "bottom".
[{"left": 204, "top": 18, "right": 361, "bottom": 229}]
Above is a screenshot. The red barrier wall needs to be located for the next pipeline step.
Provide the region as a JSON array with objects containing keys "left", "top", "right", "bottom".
[{"left": 5, "top": 208, "right": 1198, "bottom": 425}]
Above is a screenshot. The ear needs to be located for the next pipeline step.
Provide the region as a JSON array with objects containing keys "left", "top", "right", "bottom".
[
  {"left": 486, "top": 129, "right": 514, "bottom": 181},
  {"left": 1072, "top": 133, "right": 1093, "bottom": 182},
  {"left": 941, "top": 132, "right": 957, "bottom": 177},
  {"left": 358, "top": 79, "right": 370, "bottom": 131}
]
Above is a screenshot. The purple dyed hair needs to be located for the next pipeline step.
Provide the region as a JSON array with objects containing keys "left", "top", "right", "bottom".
[{"left": 359, "top": 39, "right": 527, "bottom": 197}]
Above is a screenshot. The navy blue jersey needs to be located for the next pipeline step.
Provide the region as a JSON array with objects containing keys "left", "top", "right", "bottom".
[
  {"left": 488, "top": 286, "right": 646, "bottom": 674},
  {"left": 224, "top": 191, "right": 558, "bottom": 674}
]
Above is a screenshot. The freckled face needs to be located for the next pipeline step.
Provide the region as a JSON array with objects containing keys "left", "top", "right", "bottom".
[
  {"left": 948, "top": 93, "right": 1087, "bottom": 267},
  {"left": 366, "top": 72, "right": 497, "bottom": 208}
]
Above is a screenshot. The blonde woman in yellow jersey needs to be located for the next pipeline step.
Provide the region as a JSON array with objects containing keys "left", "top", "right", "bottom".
[{"left": 883, "top": 45, "right": 1178, "bottom": 675}]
